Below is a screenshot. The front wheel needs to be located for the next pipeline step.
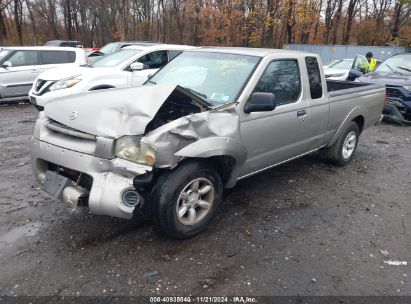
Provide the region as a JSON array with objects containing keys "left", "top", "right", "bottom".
[
  {"left": 327, "top": 122, "right": 360, "bottom": 166},
  {"left": 151, "top": 161, "right": 223, "bottom": 239}
]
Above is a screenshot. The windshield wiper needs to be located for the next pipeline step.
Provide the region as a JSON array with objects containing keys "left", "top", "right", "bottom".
[
  {"left": 385, "top": 64, "right": 402, "bottom": 75},
  {"left": 146, "top": 80, "right": 157, "bottom": 85},
  {"left": 397, "top": 66, "right": 411, "bottom": 73}
]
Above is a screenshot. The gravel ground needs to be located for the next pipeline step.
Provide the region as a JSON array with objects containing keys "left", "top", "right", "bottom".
[{"left": 0, "top": 104, "right": 410, "bottom": 297}]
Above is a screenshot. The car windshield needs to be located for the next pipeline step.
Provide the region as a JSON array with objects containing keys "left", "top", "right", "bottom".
[
  {"left": 99, "top": 42, "right": 121, "bottom": 54},
  {"left": 146, "top": 51, "right": 260, "bottom": 105},
  {"left": 89, "top": 49, "right": 142, "bottom": 68},
  {"left": 328, "top": 59, "right": 353, "bottom": 69},
  {"left": 376, "top": 55, "right": 411, "bottom": 75}
]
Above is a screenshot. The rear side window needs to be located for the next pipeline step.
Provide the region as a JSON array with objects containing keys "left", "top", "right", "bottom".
[
  {"left": 168, "top": 50, "right": 182, "bottom": 61},
  {"left": 305, "top": 57, "right": 323, "bottom": 99},
  {"left": 40, "top": 51, "right": 76, "bottom": 64},
  {"left": 7, "top": 50, "right": 39, "bottom": 66},
  {"left": 254, "top": 60, "right": 301, "bottom": 106}
]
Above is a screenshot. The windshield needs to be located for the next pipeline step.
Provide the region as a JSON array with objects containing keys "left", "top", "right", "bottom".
[
  {"left": 99, "top": 43, "right": 121, "bottom": 54},
  {"left": 147, "top": 51, "right": 260, "bottom": 105},
  {"left": 89, "top": 49, "right": 142, "bottom": 68},
  {"left": 376, "top": 55, "right": 411, "bottom": 75},
  {"left": 328, "top": 59, "right": 353, "bottom": 69}
]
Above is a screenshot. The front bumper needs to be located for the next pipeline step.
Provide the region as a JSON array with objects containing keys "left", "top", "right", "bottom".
[{"left": 31, "top": 138, "right": 152, "bottom": 219}]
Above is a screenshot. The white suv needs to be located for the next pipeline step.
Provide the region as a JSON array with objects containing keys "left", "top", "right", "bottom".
[
  {"left": 29, "top": 44, "right": 195, "bottom": 110},
  {"left": 0, "top": 47, "right": 86, "bottom": 104}
]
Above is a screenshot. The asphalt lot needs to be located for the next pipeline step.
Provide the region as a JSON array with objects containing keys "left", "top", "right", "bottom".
[{"left": 0, "top": 104, "right": 410, "bottom": 296}]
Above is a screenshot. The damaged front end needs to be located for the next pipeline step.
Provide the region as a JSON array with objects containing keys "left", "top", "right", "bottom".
[
  {"left": 383, "top": 87, "right": 411, "bottom": 126},
  {"left": 32, "top": 84, "right": 243, "bottom": 218}
]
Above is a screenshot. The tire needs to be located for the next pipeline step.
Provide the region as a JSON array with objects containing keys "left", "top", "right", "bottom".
[
  {"left": 151, "top": 161, "right": 223, "bottom": 239},
  {"left": 327, "top": 122, "right": 360, "bottom": 166}
]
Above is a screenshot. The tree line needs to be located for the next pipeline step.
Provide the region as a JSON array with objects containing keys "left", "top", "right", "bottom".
[{"left": 0, "top": 0, "right": 410, "bottom": 48}]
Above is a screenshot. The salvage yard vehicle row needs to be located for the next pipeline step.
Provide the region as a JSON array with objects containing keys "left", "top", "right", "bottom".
[{"left": 31, "top": 47, "right": 386, "bottom": 239}]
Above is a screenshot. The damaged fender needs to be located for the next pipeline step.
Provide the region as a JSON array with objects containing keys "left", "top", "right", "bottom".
[{"left": 143, "top": 107, "right": 246, "bottom": 187}]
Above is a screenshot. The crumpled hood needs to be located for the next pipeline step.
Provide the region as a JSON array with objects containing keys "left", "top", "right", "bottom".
[
  {"left": 359, "top": 72, "right": 411, "bottom": 87},
  {"left": 44, "top": 85, "right": 183, "bottom": 138},
  {"left": 38, "top": 66, "right": 110, "bottom": 81}
]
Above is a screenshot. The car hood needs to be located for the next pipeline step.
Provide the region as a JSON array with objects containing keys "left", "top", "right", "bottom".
[
  {"left": 38, "top": 66, "right": 115, "bottom": 81},
  {"left": 359, "top": 72, "right": 411, "bottom": 86},
  {"left": 324, "top": 67, "right": 349, "bottom": 75},
  {"left": 44, "top": 84, "right": 210, "bottom": 138}
]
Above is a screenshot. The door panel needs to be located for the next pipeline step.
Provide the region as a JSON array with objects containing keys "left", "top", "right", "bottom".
[
  {"left": 132, "top": 68, "right": 158, "bottom": 86},
  {"left": 1, "top": 50, "right": 40, "bottom": 97},
  {"left": 239, "top": 59, "right": 311, "bottom": 176}
]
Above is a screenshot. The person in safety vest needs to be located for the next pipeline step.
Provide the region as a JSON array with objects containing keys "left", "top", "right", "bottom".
[{"left": 366, "top": 52, "right": 377, "bottom": 72}]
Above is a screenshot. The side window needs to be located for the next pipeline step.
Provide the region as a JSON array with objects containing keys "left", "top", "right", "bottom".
[
  {"left": 40, "top": 51, "right": 76, "bottom": 64},
  {"left": 168, "top": 50, "right": 182, "bottom": 61},
  {"left": 254, "top": 60, "right": 301, "bottom": 106},
  {"left": 138, "top": 51, "right": 168, "bottom": 69},
  {"left": 8, "top": 50, "right": 39, "bottom": 67},
  {"left": 305, "top": 57, "right": 323, "bottom": 99}
]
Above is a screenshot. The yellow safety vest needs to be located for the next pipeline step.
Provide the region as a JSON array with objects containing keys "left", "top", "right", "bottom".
[{"left": 369, "top": 58, "right": 377, "bottom": 72}]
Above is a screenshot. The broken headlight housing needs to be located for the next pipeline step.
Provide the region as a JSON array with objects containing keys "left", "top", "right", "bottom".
[
  {"left": 48, "top": 75, "right": 82, "bottom": 91},
  {"left": 114, "top": 136, "right": 156, "bottom": 166}
]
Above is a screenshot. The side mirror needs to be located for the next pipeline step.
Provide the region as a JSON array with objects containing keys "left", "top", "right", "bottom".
[
  {"left": 2, "top": 61, "right": 12, "bottom": 68},
  {"left": 244, "top": 92, "right": 276, "bottom": 113},
  {"left": 130, "top": 62, "right": 144, "bottom": 71}
]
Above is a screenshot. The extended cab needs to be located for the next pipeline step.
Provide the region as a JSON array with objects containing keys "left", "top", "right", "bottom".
[{"left": 31, "top": 48, "right": 385, "bottom": 238}]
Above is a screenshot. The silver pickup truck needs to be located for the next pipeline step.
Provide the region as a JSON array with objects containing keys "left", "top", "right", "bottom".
[{"left": 31, "top": 48, "right": 385, "bottom": 238}]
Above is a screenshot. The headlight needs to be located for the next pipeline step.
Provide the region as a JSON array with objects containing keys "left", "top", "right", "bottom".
[
  {"left": 403, "top": 86, "right": 411, "bottom": 92},
  {"left": 48, "top": 75, "right": 82, "bottom": 91},
  {"left": 114, "top": 136, "right": 156, "bottom": 166}
]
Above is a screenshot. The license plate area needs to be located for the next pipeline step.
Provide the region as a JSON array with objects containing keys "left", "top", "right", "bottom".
[
  {"left": 30, "top": 96, "right": 37, "bottom": 105},
  {"left": 43, "top": 170, "right": 71, "bottom": 198}
]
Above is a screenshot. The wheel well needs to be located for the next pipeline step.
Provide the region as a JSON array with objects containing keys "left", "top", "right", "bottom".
[
  {"left": 352, "top": 115, "right": 364, "bottom": 133},
  {"left": 89, "top": 85, "right": 115, "bottom": 91},
  {"left": 175, "top": 156, "right": 236, "bottom": 185},
  {"left": 206, "top": 156, "right": 236, "bottom": 184}
]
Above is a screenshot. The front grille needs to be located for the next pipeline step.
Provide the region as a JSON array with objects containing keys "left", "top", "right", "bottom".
[
  {"left": 47, "top": 162, "right": 93, "bottom": 190},
  {"left": 33, "top": 79, "right": 54, "bottom": 96},
  {"left": 35, "top": 79, "right": 47, "bottom": 91},
  {"left": 46, "top": 120, "right": 96, "bottom": 141},
  {"left": 386, "top": 88, "right": 405, "bottom": 99}
]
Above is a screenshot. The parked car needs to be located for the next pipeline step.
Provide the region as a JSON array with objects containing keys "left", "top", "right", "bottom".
[
  {"left": 44, "top": 40, "right": 84, "bottom": 48},
  {"left": 31, "top": 48, "right": 385, "bottom": 238},
  {"left": 324, "top": 58, "right": 355, "bottom": 80},
  {"left": 358, "top": 53, "right": 411, "bottom": 125},
  {"left": 29, "top": 44, "right": 195, "bottom": 110},
  {"left": 98, "top": 41, "right": 162, "bottom": 55},
  {"left": 0, "top": 47, "right": 87, "bottom": 104}
]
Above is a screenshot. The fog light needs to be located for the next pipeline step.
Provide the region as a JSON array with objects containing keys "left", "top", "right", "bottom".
[{"left": 122, "top": 190, "right": 140, "bottom": 207}]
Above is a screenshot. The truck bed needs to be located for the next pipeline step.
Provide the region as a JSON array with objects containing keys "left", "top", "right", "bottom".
[{"left": 327, "top": 80, "right": 384, "bottom": 97}]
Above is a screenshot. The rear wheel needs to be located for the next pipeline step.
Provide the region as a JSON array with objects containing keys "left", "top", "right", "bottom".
[
  {"left": 327, "top": 122, "right": 360, "bottom": 166},
  {"left": 151, "top": 161, "right": 223, "bottom": 239}
]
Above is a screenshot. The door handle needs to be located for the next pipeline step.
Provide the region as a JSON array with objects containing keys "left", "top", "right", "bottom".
[{"left": 297, "top": 110, "right": 307, "bottom": 117}]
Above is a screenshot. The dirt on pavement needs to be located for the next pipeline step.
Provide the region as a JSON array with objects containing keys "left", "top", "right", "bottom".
[{"left": 0, "top": 104, "right": 410, "bottom": 296}]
